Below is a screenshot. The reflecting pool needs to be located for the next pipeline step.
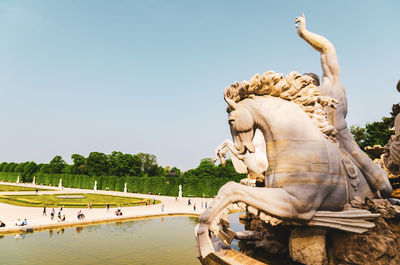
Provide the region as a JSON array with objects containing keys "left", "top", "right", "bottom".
[{"left": 0, "top": 216, "right": 200, "bottom": 265}]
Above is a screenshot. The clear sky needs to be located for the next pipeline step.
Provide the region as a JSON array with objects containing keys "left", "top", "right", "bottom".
[{"left": 0, "top": 0, "right": 399, "bottom": 170}]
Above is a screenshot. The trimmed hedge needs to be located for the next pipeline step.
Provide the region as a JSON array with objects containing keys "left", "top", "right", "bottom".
[
  {"left": 0, "top": 172, "right": 19, "bottom": 183},
  {"left": 0, "top": 172, "right": 241, "bottom": 197}
]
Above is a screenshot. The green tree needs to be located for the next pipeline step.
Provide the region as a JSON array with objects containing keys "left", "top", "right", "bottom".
[
  {"left": 86, "top": 152, "right": 109, "bottom": 176},
  {"left": 71, "top": 154, "right": 88, "bottom": 175},
  {"left": 137, "top": 153, "right": 158, "bottom": 175},
  {"left": 4, "top": 162, "right": 18, "bottom": 172},
  {"left": 350, "top": 115, "right": 395, "bottom": 150},
  {"left": 0, "top": 162, "right": 8, "bottom": 171},
  {"left": 14, "top": 162, "right": 28, "bottom": 173},
  {"left": 49, "top": 155, "right": 67, "bottom": 174},
  {"left": 39, "top": 164, "right": 51, "bottom": 174},
  {"left": 131, "top": 155, "right": 143, "bottom": 176},
  {"left": 22, "top": 162, "right": 38, "bottom": 181},
  {"left": 170, "top": 167, "right": 181, "bottom": 176},
  {"left": 108, "top": 152, "right": 142, "bottom": 176}
]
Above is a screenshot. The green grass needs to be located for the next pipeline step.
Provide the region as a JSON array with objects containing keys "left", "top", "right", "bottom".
[
  {"left": 0, "top": 184, "right": 53, "bottom": 192},
  {"left": 0, "top": 193, "right": 160, "bottom": 208}
]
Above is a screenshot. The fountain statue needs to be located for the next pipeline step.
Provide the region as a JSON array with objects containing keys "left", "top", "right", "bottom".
[
  {"left": 124, "top": 182, "right": 127, "bottom": 193},
  {"left": 196, "top": 15, "right": 400, "bottom": 265},
  {"left": 58, "top": 179, "right": 62, "bottom": 189},
  {"left": 94, "top": 180, "right": 97, "bottom": 191},
  {"left": 380, "top": 81, "right": 400, "bottom": 175},
  {"left": 364, "top": 80, "right": 400, "bottom": 199},
  {"left": 178, "top": 184, "right": 182, "bottom": 198}
]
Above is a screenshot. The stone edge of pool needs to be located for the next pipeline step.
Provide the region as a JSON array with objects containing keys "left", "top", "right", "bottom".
[{"left": 0, "top": 212, "right": 200, "bottom": 236}]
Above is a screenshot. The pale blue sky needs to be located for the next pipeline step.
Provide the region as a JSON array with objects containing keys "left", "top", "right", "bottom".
[{"left": 0, "top": 1, "right": 399, "bottom": 170}]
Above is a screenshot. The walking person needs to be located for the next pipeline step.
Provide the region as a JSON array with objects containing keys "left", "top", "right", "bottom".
[
  {"left": 43, "top": 206, "right": 47, "bottom": 216},
  {"left": 161, "top": 204, "right": 165, "bottom": 212},
  {"left": 193, "top": 203, "right": 196, "bottom": 211},
  {"left": 106, "top": 203, "right": 110, "bottom": 211},
  {"left": 50, "top": 208, "right": 55, "bottom": 220}
]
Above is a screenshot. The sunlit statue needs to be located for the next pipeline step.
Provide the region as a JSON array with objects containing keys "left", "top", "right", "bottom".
[
  {"left": 382, "top": 80, "right": 400, "bottom": 175},
  {"left": 295, "top": 14, "right": 392, "bottom": 198},
  {"left": 197, "top": 14, "right": 392, "bottom": 260}
]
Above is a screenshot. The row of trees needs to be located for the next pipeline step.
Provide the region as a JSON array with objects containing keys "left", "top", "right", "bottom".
[
  {"left": 0, "top": 151, "right": 245, "bottom": 183},
  {"left": 0, "top": 152, "right": 173, "bottom": 181}
]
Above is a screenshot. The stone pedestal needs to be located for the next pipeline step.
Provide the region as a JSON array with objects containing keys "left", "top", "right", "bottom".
[
  {"left": 330, "top": 217, "right": 400, "bottom": 265},
  {"left": 289, "top": 228, "right": 327, "bottom": 265}
]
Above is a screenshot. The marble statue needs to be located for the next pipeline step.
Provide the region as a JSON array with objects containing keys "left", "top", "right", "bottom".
[
  {"left": 196, "top": 14, "right": 392, "bottom": 261},
  {"left": 214, "top": 129, "right": 268, "bottom": 183},
  {"left": 94, "top": 180, "right": 97, "bottom": 191},
  {"left": 178, "top": 184, "right": 182, "bottom": 198},
  {"left": 124, "top": 182, "right": 127, "bottom": 193},
  {"left": 16, "top": 176, "right": 20, "bottom": 184},
  {"left": 382, "top": 80, "right": 400, "bottom": 175},
  {"left": 295, "top": 14, "right": 392, "bottom": 198},
  {"left": 32, "top": 176, "right": 35, "bottom": 185},
  {"left": 58, "top": 178, "right": 62, "bottom": 188}
]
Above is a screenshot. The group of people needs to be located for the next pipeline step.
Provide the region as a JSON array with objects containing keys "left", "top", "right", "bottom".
[
  {"left": 15, "top": 218, "right": 28, "bottom": 226},
  {"left": 115, "top": 207, "right": 123, "bottom": 216},
  {"left": 188, "top": 199, "right": 207, "bottom": 211},
  {"left": 139, "top": 200, "right": 153, "bottom": 206},
  {"left": 45, "top": 206, "right": 65, "bottom": 222}
]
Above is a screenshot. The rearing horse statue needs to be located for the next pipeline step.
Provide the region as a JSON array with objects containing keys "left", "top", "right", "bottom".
[
  {"left": 197, "top": 15, "right": 393, "bottom": 259},
  {"left": 196, "top": 70, "right": 385, "bottom": 259}
]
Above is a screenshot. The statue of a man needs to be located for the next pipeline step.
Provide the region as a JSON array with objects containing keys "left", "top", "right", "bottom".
[{"left": 295, "top": 14, "right": 392, "bottom": 197}]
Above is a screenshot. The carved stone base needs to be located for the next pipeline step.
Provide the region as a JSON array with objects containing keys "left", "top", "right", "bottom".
[
  {"left": 198, "top": 199, "right": 400, "bottom": 265},
  {"left": 329, "top": 217, "right": 400, "bottom": 265},
  {"left": 289, "top": 228, "right": 327, "bottom": 265}
]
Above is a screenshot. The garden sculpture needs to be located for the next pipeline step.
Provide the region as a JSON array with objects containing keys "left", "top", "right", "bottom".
[
  {"left": 382, "top": 80, "right": 400, "bottom": 175},
  {"left": 197, "top": 14, "right": 392, "bottom": 259}
]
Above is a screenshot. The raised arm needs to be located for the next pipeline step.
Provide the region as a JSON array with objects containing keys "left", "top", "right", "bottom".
[{"left": 295, "top": 14, "right": 340, "bottom": 81}]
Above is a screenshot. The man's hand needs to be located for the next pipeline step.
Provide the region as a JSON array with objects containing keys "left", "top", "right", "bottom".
[{"left": 295, "top": 14, "right": 306, "bottom": 36}]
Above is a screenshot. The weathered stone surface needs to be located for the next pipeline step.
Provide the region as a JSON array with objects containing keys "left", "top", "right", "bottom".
[
  {"left": 289, "top": 228, "right": 327, "bottom": 265},
  {"left": 235, "top": 230, "right": 263, "bottom": 241},
  {"left": 330, "top": 218, "right": 400, "bottom": 265},
  {"left": 362, "top": 198, "right": 400, "bottom": 219}
]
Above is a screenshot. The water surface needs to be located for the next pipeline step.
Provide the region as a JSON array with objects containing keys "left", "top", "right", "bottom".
[{"left": 0, "top": 216, "right": 199, "bottom": 265}]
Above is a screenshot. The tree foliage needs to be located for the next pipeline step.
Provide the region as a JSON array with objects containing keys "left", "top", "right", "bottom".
[
  {"left": 49, "top": 155, "right": 67, "bottom": 174},
  {"left": 350, "top": 113, "right": 395, "bottom": 150},
  {"left": 137, "top": 153, "right": 158, "bottom": 176}
]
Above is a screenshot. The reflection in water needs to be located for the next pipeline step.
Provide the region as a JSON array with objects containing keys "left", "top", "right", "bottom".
[
  {"left": 75, "top": 226, "right": 83, "bottom": 234},
  {"left": 0, "top": 216, "right": 199, "bottom": 265},
  {"left": 15, "top": 233, "right": 25, "bottom": 239}
]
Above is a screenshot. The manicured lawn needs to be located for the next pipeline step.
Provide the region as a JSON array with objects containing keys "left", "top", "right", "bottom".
[
  {"left": 0, "top": 184, "right": 53, "bottom": 192},
  {"left": 0, "top": 193, "right": 159, "bottom": 208}
]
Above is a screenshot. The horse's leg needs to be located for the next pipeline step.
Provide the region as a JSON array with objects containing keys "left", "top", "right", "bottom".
[{"left": 197, "top": 181, "right": 308, "bottom": 258}]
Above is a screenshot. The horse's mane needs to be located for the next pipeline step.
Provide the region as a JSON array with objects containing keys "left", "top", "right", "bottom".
[{"left": 224, "top": 71, "right": 338, "bottom": 142}]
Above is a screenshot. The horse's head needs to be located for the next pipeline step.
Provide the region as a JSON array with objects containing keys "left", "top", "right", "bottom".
[{"left": 225, "top": 97, "right": 255, "bottom": 155}]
